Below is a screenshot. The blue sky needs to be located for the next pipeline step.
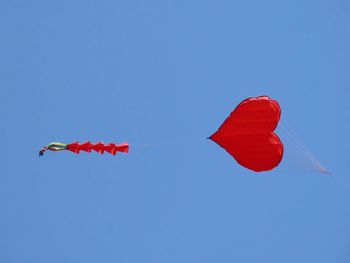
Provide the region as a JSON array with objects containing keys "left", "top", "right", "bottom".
[{"left": 1, "top": 0, "right": 350, "bottom": 262}]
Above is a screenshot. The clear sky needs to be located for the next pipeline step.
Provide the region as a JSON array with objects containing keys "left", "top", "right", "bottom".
[{"left": 1, "top": 0, "right": 350, "bottom": 262}]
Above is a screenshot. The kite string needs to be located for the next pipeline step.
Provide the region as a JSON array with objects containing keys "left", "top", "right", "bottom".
[
  {"left": 278, "top": 120, "right": 331, "bottom": 175},
  {"left": 279, "top": 121, "right": 318, "bottom": 165}
]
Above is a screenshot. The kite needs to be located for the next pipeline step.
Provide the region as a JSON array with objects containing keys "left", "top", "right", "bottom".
[
  {"left": 39, "top": 141, "right": 129, "bottom": 156},
  {"left": 209, "top": 96, "right": 283, "bottom": 172}
]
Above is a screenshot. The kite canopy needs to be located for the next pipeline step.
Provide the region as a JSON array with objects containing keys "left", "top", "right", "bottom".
[
  {"left": 39, "top": 141, "right": 129, "bottom": 156},
  {"left": 209, "top": 96, "right": 283, "bottom": 172}
]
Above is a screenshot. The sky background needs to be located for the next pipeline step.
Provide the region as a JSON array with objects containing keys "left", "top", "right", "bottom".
[{"left": 1, "top": 0, "right": 350, "bottom": 262}]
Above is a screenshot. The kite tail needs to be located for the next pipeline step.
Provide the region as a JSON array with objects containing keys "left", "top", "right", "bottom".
[
  {"left": 39, "top": 147, "right": 47, "bottom": 156},
  {"left": 66, "top": 142, "right": 129, "bottom": 155},
  {"left": 39, "top": 142, "right": 67, "bottom": 156}
]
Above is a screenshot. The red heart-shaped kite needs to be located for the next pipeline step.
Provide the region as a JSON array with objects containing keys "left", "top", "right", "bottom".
[{"left": 209, "top": 96, "right": 283, "bottom": 172}]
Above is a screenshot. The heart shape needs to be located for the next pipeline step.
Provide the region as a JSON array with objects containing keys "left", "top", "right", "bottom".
[{"left": 209, "top": 96, "right": 283, "bottom": 172}]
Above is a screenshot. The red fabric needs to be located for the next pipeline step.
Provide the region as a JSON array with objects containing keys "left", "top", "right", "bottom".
[
  {"left": 66, "top": 142, "right": 80, "bottom": 154},
  {"left": 92, "top": 142, "right": 105, "bottom": 154},
  {"left": 66, "top": 142, "right": 129, "bottom": 155},
  {"left": 104, "top": 143, "right": 129, "bottom": 155},
  {"left": 79, "top": 141, "right": 93, "bottom": 152},
  {"left": 104, "top": 143, "right": 117, "bottom": 155},
  {"left": 114, "top": 143, "right": 129, "bottom": 153},
  {"left": 210, "top": 96, "right": 283, "bottom": 172}
]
